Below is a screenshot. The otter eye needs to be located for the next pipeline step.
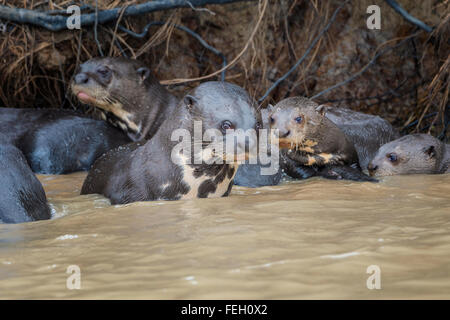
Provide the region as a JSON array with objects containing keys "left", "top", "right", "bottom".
[
  {"left": 295, "top": 116, "right": 303, "bottom": 124},
  {"left": 221, "top": 120, "right": 234, "bottom": 132},
  {"left": 97, "top": 66, "right": 111, "bottom": 77},
  {"left": 387, "top": 153, "right": 398, "bottom": 162},
  {"left": 270, "top": 117, "right": 275, "bottom": 124}
]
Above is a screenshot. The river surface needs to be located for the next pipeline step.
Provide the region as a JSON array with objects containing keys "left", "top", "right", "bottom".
[{"left": 0, "top": 172, "right": 449, "bottom": 299}]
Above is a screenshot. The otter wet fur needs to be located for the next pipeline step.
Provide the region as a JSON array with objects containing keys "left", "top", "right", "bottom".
[
  {"left": 368, "top": 134, "right": 450, "bottom": 176},
  {"left": 71, "top": 57, "right": 178, "bottom": 142},
  {"left": 72, "top": 57, "right": 280, "bottom": 188},
  {"left": 322, "top": 106, "right": 399, "bottom": 169},
  {"left": 231, "top": 106, "right": 282, "bottom": 188},
  {"left": 0, "top": 134, "right": 51, "bottom": 224},
  {"left": 0, "top": 108, "right": 130, "bottom": 174},
  {"left": 268, "top": 97, "right": 376, "bottom": 182},
  {"left": 81, "top": 82, "right": 259, "bottom": 204}
]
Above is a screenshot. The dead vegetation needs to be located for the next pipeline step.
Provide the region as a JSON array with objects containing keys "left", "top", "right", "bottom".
[{"left": 0, "top": 0, "right": 448, "bottom": 140}]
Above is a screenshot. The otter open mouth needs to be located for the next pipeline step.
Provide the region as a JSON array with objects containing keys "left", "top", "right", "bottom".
[
  {"left": 76, "top": 91, "right": 97, "bottom": 104},
  {"left": 71, "top": 83, "right": 140, "bottom": 137},
  {"left": 71, "top": 84, "right": 104, "bottom": 107}
]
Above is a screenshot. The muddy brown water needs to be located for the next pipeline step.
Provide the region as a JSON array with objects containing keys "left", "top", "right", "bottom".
[{"left": 0, "top": 172, "right": 449, "bottom": 299}]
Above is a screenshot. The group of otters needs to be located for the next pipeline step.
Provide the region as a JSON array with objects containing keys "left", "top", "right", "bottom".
[{"left": 1, "top": 57, "right": 449, "bottom": 223}]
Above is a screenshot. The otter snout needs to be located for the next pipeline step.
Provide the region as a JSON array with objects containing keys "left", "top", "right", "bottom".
[
  {"left": 271, "top": 129, "right": 290, "bottom": 139},
  {"left": 367, "top": 162, "right": 378, "bottom": 176},
  {"left": 279, "top": 129, "right": 291, "bottom": 138},
  {"left": 74, "top": 73, "right": 89, "bottom": 85}
]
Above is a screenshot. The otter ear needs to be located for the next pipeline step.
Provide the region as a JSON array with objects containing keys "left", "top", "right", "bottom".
[
  {"left": 315, "top": 105, "right": 326, "bottom": 116},
  {"left": 424, "top": 145, "right": 436, "bottom": 158},
  {"left": 137, "top": 67, "right": 151, "bottom": 82},
  {"left": 184, "top": 95, "right": 198, "bottom": 110}
]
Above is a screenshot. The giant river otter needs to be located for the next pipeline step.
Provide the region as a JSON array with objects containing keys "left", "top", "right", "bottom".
[
  {"left": 267, "top": 97, "right": 398, "bottom": 181},
  {"left": 322, "top": 105, "right": 400, "bottom": 169},
  {"left": 0, "top": 108, "right": 130, "bottom": 174},
  {"left": 1, "top": 57, "right": 178, "bottom": 175},
  {"left": 233, "top": 106, "right": 282, "bottom": 187},
  {"left": 368, "top": 133, "right": 450, "bottom": 176},
  {"left": 0, "top": 134, "right": 51, "bottom": 223},
  {"left": 72, "top": 57, "right": 280, "bottom": 188},
  {"left": 71, "top": 57, "right": 179, "bottom": 142},
  {"left": 81, "top": 81, "right": 259, "bottom": 204}
]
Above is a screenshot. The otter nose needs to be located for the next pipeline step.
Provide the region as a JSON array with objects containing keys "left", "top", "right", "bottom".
[
  {"left": 368, "top": 163, "right": 378, "bottom": 172},
  {"left": 75, "top": 73, "right": 89, "bottom": 85},
  {"left": 280, "top": 130, "right": 290, "bottom": 138}
]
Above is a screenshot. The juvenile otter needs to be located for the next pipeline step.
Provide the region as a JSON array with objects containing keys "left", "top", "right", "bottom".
[
  {"left": 0, "top": 134, "right": 51, "bottom": 224},
  {"left": 368, "top": 134, "right": 450, "bottom": 176},
  {"left": 81, "top": 82, "right": 259, "bottom": 204},
  {"left": 268, "top": 97, "right": 380, "bottom": 181},
  {"left": 71, "top": 57, "right": 178, "bottom": 141},
  {"left": 0, "top": 108, "right": 130, "bottom": 174}
]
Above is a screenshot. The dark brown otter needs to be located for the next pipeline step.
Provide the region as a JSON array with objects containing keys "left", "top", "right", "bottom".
[
  {"left": 0, "top": 133, "right": 51, "bottom": 223},
  {"left": 268, "top": 97, "right": 377, "bottom": 181},
  {"left": 71, "top": 57, "right": 178, "bottom": 142},
  {"left": 322, "top": 106, "right": 400, "bottom": 169},
  {"left": 0, "top": 107, "right": 130, "bottom": 174},
  {"left": 72, "top": 57, "right": 280, "bottom": 188},
  {"left": 233, "top": 105, "right": 282, "bottom": 188},
  {"left": 81, "top": 82, "right": 259, "bottom": 204},
  {"left": 368, "top": 134, "right": 450, "bottom": 176}
]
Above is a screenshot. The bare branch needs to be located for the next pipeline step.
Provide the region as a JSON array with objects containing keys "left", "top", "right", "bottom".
[
  {"left": 385, "top": 0, "right": 433, "bottom": 33},
  {"left": 119, "top": 22, "right": 227, "bottom": 80},
  {"left": 258, "top": 0, "right": 348, "bottom": 103},
  {"left": 311, "top": 34, "right": 419, "bottom": 100},
  {"left": 0, "top": 0, "right": 253, "bottom": 32}
]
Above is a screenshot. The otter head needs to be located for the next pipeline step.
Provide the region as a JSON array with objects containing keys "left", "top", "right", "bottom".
[
  {"left": 268, "top": 97, "right": 328, "bottom": 152},
  {"left": 181, "top": 81, "right": 260, "bottom": 164},
  {"left": 71, "top": 57, "right": 160, "bottom": 140},
  {"left": 368, "top": 134, "right": 444, "bottom": 176}
]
